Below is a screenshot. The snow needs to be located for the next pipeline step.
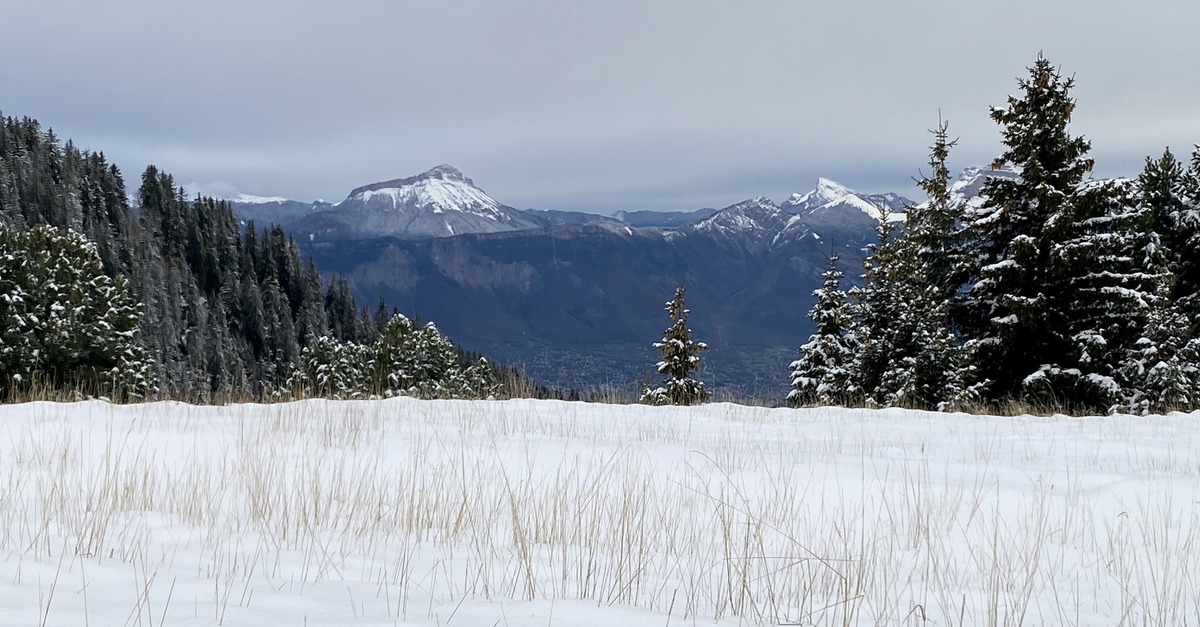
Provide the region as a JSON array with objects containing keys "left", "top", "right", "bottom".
[
  {"left": 347, "top": 173, "right": 505, "bottom": 220},
  {"left": 233, "top": 193, "right": 291, "bottom": 205},
  {"left": 1, "top": 398, "right": 1198, "bottom": 626},
  {"left": 948, "top": 166, "right": 1021, "bottom": 208},
  {"left": 786, "top": 178, "right": 906, "bottom": 223},
  {"left": 695, "top": 197, "right": 783, "bottom": 236},
  {"left": 788, "top": 177, "right": 851, "bottom": 208}
]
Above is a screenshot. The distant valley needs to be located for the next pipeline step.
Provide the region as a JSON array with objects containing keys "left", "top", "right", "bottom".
[{"left": 230, "top": 165, "right": 947, "bottom": 394}]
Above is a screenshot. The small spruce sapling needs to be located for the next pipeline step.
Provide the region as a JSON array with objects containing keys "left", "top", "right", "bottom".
[{"left": 641, "top": 284, "right": 710, "bottom": 405}]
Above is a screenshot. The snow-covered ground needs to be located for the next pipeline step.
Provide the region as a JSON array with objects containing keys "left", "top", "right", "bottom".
[{"left": 1, "top": 399, "right": 1197, "bottom": 626}]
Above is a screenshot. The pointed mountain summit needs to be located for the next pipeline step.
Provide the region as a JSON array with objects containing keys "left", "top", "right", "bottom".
[
  {"left": 691, "top": 196, "right": 793, "bottom": 252},
  {"left": 782, "top": 177, "right": 910, "bottom": 223},
  {"left": 291, "top": 165, "right": 542, "bottom": 241},
  {"left": 347, "top": 164, "right": 473, "bottom": 197},
  {"left": 695, "top": 196, "right": 790, "bottom": 234}
]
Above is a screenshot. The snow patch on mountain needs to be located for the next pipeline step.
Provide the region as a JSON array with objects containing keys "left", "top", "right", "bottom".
[
  {"left": 341, "top": 164, "right": 507, "bottom": 221},
  {"left": 785, "top": 178, "right": 854, "bottom": 210},
  {"left": 948, "top": 165, "right": 1021, "bottom": 208},
  {"left": 695, "top": 197, "right": 789, "bottom": 234},
  {"left": 783, "top": 177, "right": 909, "bottom": 223},
  {"left": 287, "top": 165, "right": 541, "bottom": 241},
  {"left": 689, "top": 196, "right": 796, "bottom": 252},
  {"left": 233, "top": 193, "right": 291, "bottom": 205}
]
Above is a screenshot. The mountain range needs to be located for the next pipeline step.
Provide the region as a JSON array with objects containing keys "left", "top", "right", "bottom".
[{"left": 229, "top": 166, "right": 995, "bottom": 394}]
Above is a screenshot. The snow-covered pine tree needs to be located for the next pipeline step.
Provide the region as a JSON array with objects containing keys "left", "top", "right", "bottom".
[
  {"left": 1116, "top": 281, "right": 1200, "bottom": 414},
  {"left": 847, "top": 212, "right": 907, "bottom": 406},
  {"left": 1183, "top": 149, "right": 1200, "bottom": 321},
  {"left": 852, "top": 201, "right": 965, "bottom": 410},
  {"left": 0, "top": 223, "right": 155, "bottom": 399},
  {"left": 289, "top": 335, "right": 369, "bottom": 399},
  {"left": 456, "top": 357, "right": 499, "bottom": 400},
  {"left": 899, "top": 282, "right": 969, "bottom": 410},
  {"left": 370, "top": 313, "right": 419, "bottom": 396},
  {"left": 409, "top": 321, "right": 465, "bottom": 398},
  {"left": 909, "top": 121, "right": 966, "bottom": 300},
  {"left": 361, "top": 313, "right": 496, "bottom": 399},
  {"left": 641, "top": 284, "right": 710, "bottom": 405},
  {"left": 954, "top": 55, "right": 1097, "bottom": 405},
  {"left": 1140, "top": 148, "right": 1200, "bottom": 330},
  {"left": 870, "top": 122, "right": 973, "bottom": 409},
  {"left": 788, "top": 254, "right": 855, "bottom": 406},
  {"left": 2, "top": 115, "right": 395, "bottom": 401},
  {"left": 1037, "top": 179, "right": 1168, "bottom": 411}
]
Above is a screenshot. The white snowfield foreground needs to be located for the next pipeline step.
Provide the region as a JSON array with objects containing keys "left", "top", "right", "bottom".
[{"left": 1, "top": 399, "right": 1197, "bottom": 626}]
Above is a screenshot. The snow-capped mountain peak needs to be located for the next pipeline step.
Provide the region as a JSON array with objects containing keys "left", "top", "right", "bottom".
[
  {"left": 786, "top": 177, "right": 853, "bottom": 209},
  {"left": 340, "top": 164, "right": 506, "bottom": 219},
  {"left": 232, "top": 193, "right": 291, "bottom": 205},
  {"left": 692, "top": 197, "right": 792, "bottom": 248},
  {"left": 282, "top": 165, "right": 541, "bottom": 241},
  {"left": 947, "top": 165, "right": 1020, "bottom": 208},
  {"left": 783, "top": 178, "right": 909, "bottom": 223},
  {"left": 346, "top": 164, "right": 472, "bottom": 195},
  {"left": 698, "top": 196, "right": 786, "bottom": 227}
]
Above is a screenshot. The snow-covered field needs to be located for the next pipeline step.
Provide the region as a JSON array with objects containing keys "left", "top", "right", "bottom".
[{"left": 1, "top": 399, "right": 1197, "bottom": 626}]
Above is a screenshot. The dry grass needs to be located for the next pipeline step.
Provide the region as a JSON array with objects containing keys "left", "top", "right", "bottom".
[{"left": 1, "top": 399, "right": 1198, "bottom": 625}]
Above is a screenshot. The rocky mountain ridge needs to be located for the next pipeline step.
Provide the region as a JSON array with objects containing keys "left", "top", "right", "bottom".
[
  {"left": 231, "top": 164, "right": 915, "bottom": 244},
  {"left": 226, "top": 166, "right": 1022, "bottom": 392}
]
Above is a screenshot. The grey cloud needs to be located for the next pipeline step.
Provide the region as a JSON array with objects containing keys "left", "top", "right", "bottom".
[{"left": 4, "top": 0, "right": 1198, "bottom": 212}]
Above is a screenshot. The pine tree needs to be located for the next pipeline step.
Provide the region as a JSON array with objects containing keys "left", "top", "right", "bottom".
[
  {"left": 788, "top": 255, "right": 855, "bottom": 406},
  {"left": 848, "top": 122, "right": 972, "bottom": 409},
  {"left": 373, "top": 296, "right": 390, "bottom": 337},
  {"left": 1116, "top": 282, "right": 1200, "bottom": 414},
  {"left": 910, "top": 120, "right": 967, "bottom": 302},
  {"left": 899, "top": 282, "right": 968, "bottom": 410},
  {"left": 954, "top": 55, "right": 1098, "bottom": 405},
  {"left": 3, "top": 117, "right": 400, "bottom": 400},
  {"left": 641, "top": 284, "right": 710, "bottom": 405},
  {"left": 325, "top": 276, "right": 362, "bottom": 343},
  {"left": 289, "top": 312, "right": 498, "bottom": 401},
  {"left": 1140, "top": 148, "right": 1200, "bottom": 329},
  {"left": 1037, "top": 179, "right": 1166, "bottom": 411},
  {"left": 847, "top": 213, "right": 905, "bottom": 405},
  {"left": 408, "top": 322, "right": 463, "bottom": 398},
  {"left": 457, "top": 357, "right": 500, "bottom": 399},
  {"left": 850, "top": 201, "right": 966, "bottom": 409},
  {"left": 900, "top": 121, "right": 972, "bottom": 409},
  {"left": 289, "top": 335, "right": 369, "bottom": 399},
  {"left": 1182, "top": 149, "right": 1200, "bottom": 321},
  {"left": 0, "top": 223, "right": 155, "bottom": 398}
]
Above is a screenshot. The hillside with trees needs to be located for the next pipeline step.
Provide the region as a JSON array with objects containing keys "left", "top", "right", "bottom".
[{"left": 0, "top": 114, "right": 496, "bottom": 401}]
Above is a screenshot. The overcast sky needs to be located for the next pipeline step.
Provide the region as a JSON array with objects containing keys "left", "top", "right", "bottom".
[{"left": 3, "top": 0, "right": 1198, "bottom": 213}]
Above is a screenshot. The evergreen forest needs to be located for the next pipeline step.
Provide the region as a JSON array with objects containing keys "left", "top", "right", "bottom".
[
  {"left": 789, "top": 56, "right": 1200, "bottom": 415},
  {"left": 0, "top": 116, "right": 497, "bottom": 402}
]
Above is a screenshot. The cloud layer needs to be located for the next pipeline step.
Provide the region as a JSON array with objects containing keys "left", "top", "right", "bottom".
[{"left": 4, "top": 0, "right": 1198, "bottom": 211}]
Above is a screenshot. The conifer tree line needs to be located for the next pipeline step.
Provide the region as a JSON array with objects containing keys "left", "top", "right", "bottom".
[
  {"left": 790, "top": 55, "right": 1200, "bottom": 415},
  {"left": 0, "top": 114, "right": 496, "bottom": 401}
]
